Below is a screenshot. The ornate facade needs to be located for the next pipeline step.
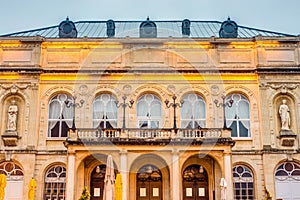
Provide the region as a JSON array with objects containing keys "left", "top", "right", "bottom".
[{"left": 0, "top": 18, "right": 300, "bottom": 200}]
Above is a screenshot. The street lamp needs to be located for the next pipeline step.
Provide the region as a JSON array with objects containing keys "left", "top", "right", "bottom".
[
  {"left": 115, "top": 95, "right": 134, "bottom": 129},
  {"left": 214, "top": 94, "right": 233, "bottom": 128},
  {"left": 65, "top": 96, "right": 84, "bottom": 131},
  {"left": 165, "top": 95, "right": 184, "bottom": 129}
]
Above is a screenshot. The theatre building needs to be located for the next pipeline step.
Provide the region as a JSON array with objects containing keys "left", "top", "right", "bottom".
[{"left": 0, "top": 17, "right": 300, "bottom": 200}]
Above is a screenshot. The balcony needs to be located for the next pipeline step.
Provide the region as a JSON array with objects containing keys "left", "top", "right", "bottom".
[{"left": 65, "top": 128, "right": 234, "bottom": 146}]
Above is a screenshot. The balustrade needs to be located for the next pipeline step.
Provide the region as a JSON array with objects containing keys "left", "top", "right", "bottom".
[{"left": 74, "top": 128, "right": 224, "bottom": 141}]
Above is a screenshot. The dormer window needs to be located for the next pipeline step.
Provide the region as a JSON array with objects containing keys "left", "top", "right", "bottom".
[
  {"left": 58, "top": 17, "right": 77, "bottom": 38},
  {"left": 139, "top": 17, "right": 157, "bottom": 38}
]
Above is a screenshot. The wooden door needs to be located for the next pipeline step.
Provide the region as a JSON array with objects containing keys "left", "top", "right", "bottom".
[
  {"left": 136, "top": 165, "right": 162, "bottom": 200},
  {"left": 90, "top": 165, "right": 106, "bottom": 200},
  {"left": 182, "top": 165, "right": 208, "bottom": 200}
]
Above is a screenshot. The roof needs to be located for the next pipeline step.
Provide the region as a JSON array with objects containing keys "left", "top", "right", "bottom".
[{"left": 0, "top": 20, "right": 295, "bottom": 38}]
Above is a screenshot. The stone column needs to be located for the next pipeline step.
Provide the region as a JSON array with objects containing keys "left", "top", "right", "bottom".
[
  {"left": 66, "top": 151, "right": 75, "bottom": 200},
  {"left": 172, "top": 149, "right": 180, "bottom": 200},
  {"left": 120, "top": 150, "right": 128, "bottom": 200},
  {"left": 224, "top": 152, "right": 233, "bottom": 199}
]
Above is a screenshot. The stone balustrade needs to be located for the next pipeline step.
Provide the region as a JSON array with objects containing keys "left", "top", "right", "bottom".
[{"left": 73, "top": 128, "right": 228, "bottom": 141}]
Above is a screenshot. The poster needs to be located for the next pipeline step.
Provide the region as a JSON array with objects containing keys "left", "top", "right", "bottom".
[
  {"left": 140, "top": 188, "right": 146, "bottom": 197},
  {"left": 153, "top": 188, "right": 159, "bottom": 197},
  {"left": 198, "top": 188, "right": 205, "bottom": 197},
  {"left": 94, "top": 188, "right": 100, "bottom": 197},
  {"left": 186, "top": 188, "right": 193, "bottom": 197}
]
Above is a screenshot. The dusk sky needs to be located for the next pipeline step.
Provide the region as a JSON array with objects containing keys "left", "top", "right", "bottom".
[{"left": 1, "top": 0, "right": 300, "bottom": 35}]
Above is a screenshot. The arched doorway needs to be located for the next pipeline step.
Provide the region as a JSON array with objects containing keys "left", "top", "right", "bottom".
[
  {"left": 0, "top": 161, "right": 24, "bottom": 200},
  {"left": 90, "top": 164, "right": 106, "bottom": 200},
  {"left": 136, "top": 164, "right": 162, "bottom": 200},
  {"left": 182, "top": 164, "right": 209, "bottom": 200},
  {"left": 275, "top": 162, "right": 300, "bottom": 200}
]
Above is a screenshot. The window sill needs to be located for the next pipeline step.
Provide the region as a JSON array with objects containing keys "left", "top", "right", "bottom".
[
  {"left": 46, "top": 137, "right": 67, "bottom": 141},
  {"left": 232, "top": 137, "right": 252, "bottom": 141}
]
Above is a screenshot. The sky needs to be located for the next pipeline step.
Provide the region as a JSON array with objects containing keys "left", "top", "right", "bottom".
[{"left": 1, "top": 0, "right": 300, "bottom": 35}]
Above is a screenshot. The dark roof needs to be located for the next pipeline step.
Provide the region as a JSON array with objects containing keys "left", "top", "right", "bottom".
[{"left": 0, "top": 20, "right": 295, "bottom": 38}]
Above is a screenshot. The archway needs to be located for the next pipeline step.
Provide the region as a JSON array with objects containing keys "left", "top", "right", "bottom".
[
  {"left": 136, "top": 164, "right": 162, "bottom": 200},
  {"left": 275, "top": 162, "right": 300, "bottom": 199},
  {"left": 181, "top": 154, "right": 222, "bottom": 200},
  {"left": 182, "top": 164, "right": 208, "bottom": 200},
  {"left": 0, "top": 161, "right": 24, "bottom": 200},
  {"left": 129, "top": 154, "right": 170, "bottom": 200}
]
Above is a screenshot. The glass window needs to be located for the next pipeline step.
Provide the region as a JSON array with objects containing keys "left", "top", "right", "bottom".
[
  {"left": 225, "top": 94, "right": 250, "bottom": 137},
  {"left": 180, "top": 94, "right": 206, "bottom": 128},
  {"left": 44, "top": 165, "right": 66, "bottom": 200},
  {"left": 92, "top": 94, "right": 118, "bottom": 128},
  {"left": 233, "top": 165, "right": 254, "bottom": 200},
  {"left": 137, "top": 94, "right": 162, "bottom": 128},
  {"left": 48, "top": 94, "right": 73, "bottom": 138}
]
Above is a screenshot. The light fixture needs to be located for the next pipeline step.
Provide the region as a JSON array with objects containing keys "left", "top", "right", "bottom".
[
  {"left": 145, "top": 165, "right": 153, "bottom": 174},
  {"left": 96, "top": 166, "right": 100, "bottom": 173},
  {"left": 199, "top": 165, "right": 204, "bottom": 174}
]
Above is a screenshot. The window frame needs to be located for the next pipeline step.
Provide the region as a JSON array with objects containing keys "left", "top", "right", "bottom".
[
  {"left": 180, "top": 93, "right": 206, "bottom": 128},
  {"left": 137, "top": 94, "right": 162, "bottom": 129},
  {"left": 47, "top": 94, "right": 73, "bottom": 138},
  {"left": 233, "top": 165, "right": 255, "bottom": 200},
  {"left": 225, "top": 93, "right": 251, "bottom": 138},
  {"left": 92, "top": 94, "right": 118, "bottom": 129}
]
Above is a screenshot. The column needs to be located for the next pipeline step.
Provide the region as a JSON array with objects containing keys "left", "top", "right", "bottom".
[
  {"left": 66, "top": 152, "right": 75, "bottom": 200},
  {"left": 120, "top": 150, "right": 128, "bottom": 200},
  {"left": 224, "top": 152, "right": 234, "bottom": 200},
  {"left": 172, "top": 149, "right": 180, "bottom": 200}
]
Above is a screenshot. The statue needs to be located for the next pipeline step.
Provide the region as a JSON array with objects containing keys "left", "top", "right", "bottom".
[
  {"left": 7, "top": 100, "right": 18, "bottom": 131},
  {"left": 279, "top": 99, "right": 290, "bottom": 130},
  {"left": 28, "top": 177, "right": 36, "bottom": 200},
  {"left": 0, "top": 174, "right": 6, "bottom": 200}
]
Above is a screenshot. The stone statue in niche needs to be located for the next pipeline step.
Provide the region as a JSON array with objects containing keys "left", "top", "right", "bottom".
[
  {"left": 7, "top": 100, "right": 18, "bottom": 131},
  {"left": 279, "top": 99, "right": 290, "bottom": 130}
]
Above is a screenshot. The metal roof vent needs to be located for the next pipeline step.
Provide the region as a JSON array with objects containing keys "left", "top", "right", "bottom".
[
  {"left": 219, "top": 17, "right": 238, "bottom": 38},
  {"left": 139, "top": 17, "right": 157, "bottom": 38},
  {"left": 58, "top": 17, "right": 77, "bottom": 38},
  {"left": 106, "top": 19, "right": 115, "bottom": 37},
  {"left": 182, "top": 19, "right": 191, "bottom": 37}
]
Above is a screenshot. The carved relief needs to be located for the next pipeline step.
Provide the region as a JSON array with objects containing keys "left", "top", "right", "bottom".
[
  {"left": 260, "top": 83, "right": 298, "bottom": 94},
  {"left": 0, "top": 83, "right": 31, "bottom": 94}
]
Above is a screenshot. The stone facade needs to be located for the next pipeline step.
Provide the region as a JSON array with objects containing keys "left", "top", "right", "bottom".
[{"left": 0, "top": 34, "right": 299, "bottom": 200}]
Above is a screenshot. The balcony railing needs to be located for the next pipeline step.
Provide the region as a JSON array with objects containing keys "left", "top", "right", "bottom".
[{"left": 67, "top": 128, "right": 231, "bottom": 142}]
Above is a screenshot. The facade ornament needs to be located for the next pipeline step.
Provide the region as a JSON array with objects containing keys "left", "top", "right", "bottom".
[
  {"left": 0, "top": 83, "right": 31, "bottom": 94},
  {"left": 260, "top": 83, "right": 298, "bottom": 93},
  {"left": 7, "top": 100, "right": 18, "bottom": 131},
  {"left": 278, "top": 99, "right": 290, "bottom": 130}
]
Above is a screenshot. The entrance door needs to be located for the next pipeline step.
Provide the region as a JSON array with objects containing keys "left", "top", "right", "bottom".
[
  {"left": 275, "top": 162, "right": 300, "bottom": 200},
  {"left": 136, "top": 165, "right": 162, "bottom": 200},
  {"left": 182, "top": 165, "right": 208, "bottom": 200},
  {"left": 0, "top": 162, "right": 24, "bottom": 200},
  {"left": 90, "top": 165, "right": 106, "bottom": 200}
]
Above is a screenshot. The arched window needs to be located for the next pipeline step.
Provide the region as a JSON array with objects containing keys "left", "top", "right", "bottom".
[
  {"left": 275, "top": 162, "right": 300, "bottom": 199},
  {"left": 44, "top": 165, "right": 66, "bottom": 200},
  {"left": 92, "top": 94, "right": 118, "bottom": 128},
  {"left": 180, "top": 94, "right": 206, "bottom": 128},
  {"left": 0, "top": 162, "right": 24, "bottom": 199},
  {"left": 233, "top": 165, "right": 254, "bottom": 200},
  {"left": 225, "top": 94, "right": 250, "bottom": 137},
  {"left": 48, "top": 94, "right": 73, "bottom": 137},
  {"left": 137, "top": 94, "right": 162, "bottom": 128}
]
